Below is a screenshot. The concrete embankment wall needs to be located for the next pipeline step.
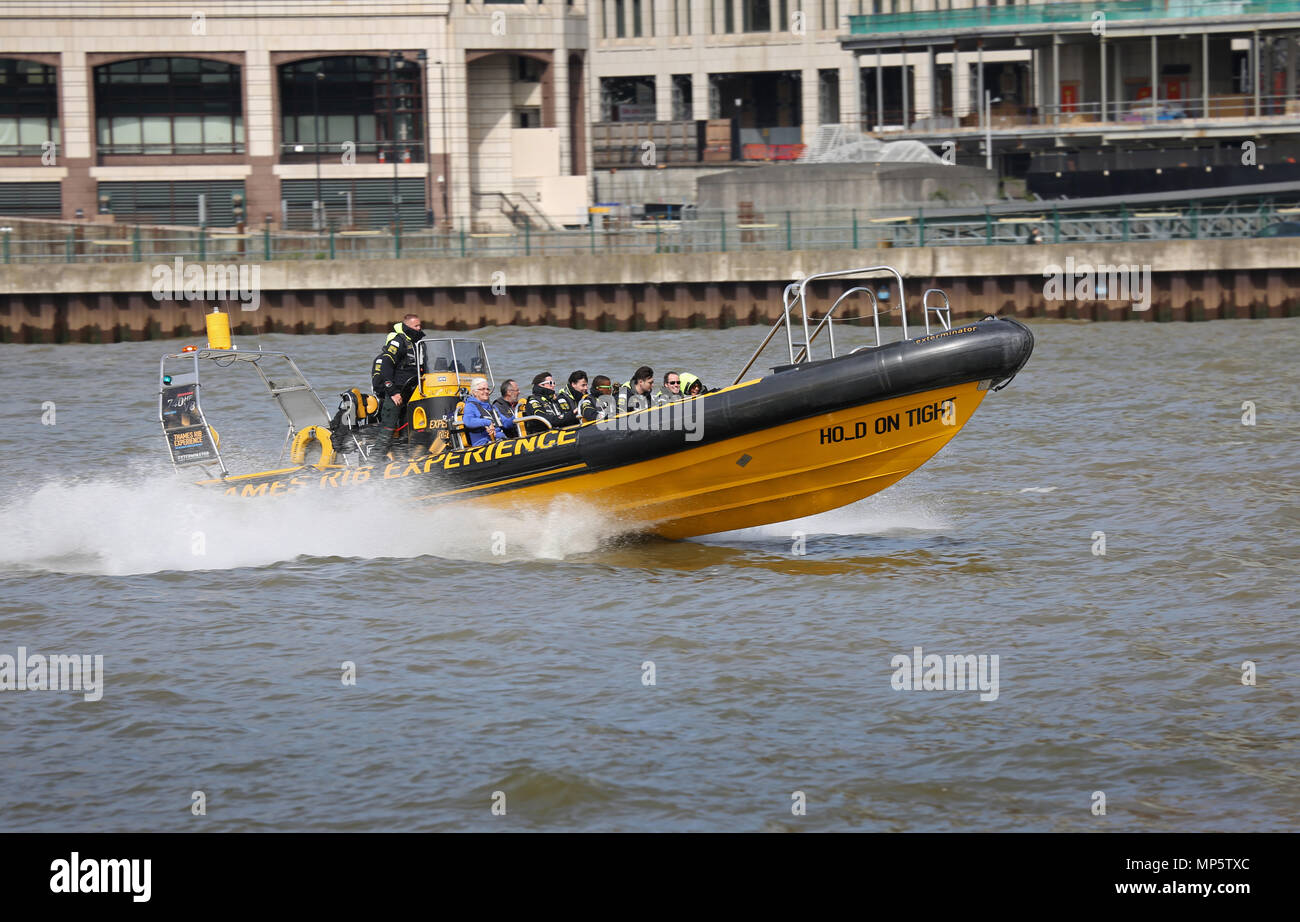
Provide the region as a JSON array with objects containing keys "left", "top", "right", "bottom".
[{"left": 1, "top": 238, "right": 1297, "bottom": 342}]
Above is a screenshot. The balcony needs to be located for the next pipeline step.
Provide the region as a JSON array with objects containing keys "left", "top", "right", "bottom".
[{"left": 848, "top": 0, "right": 1300, "bottom": 35}]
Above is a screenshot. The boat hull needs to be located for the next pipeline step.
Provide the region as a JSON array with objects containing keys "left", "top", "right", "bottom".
[{"left": 203, "top": 316, "right": 1033, "bottom": 538}]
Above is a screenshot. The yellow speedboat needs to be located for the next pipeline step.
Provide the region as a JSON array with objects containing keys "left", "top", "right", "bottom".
[{"left": 159, "top": 266, "right": 1033, "bottom": 539}]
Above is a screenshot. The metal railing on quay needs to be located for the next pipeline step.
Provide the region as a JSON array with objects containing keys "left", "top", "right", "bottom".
[{"left": 1, "top": 196, "right": 1298, "bottom": 265}]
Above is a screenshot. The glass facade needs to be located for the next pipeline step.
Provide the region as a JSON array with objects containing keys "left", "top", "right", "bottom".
[
  {"left": 94, "top": 57, "right": 243, "bottom": 154},
  {"left": 279, "top": 56, "right": 424, "bottom": 162},
  {"left": 0, "top": 59, "right": 59, "bottom": 156}
]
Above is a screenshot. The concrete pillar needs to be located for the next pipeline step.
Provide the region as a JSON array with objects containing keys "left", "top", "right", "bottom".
[
  {"left": 839, "top": 59, "right": 860, "bottom": 129},
  {"left": 656, "top": 72, "right": 673, "bottom": 120},
  {"left": 692, "top": 70, "right": 710, "bottom": 120},
  {"left": 60, "top": 49, "right": 90, "bottom": 161},
  {"left": 802, "top": 65, "right": 819, "bottom": 140},
  {"left": 553, "top": 53, "right": 572, "bottom": 171},
  {"left": 927, "top": 44, "right": 937, "bottom": 120},
  {"left": 692, "top": 0, "right": 710, "bottom": 120},
  {"left": 1052, "top": 36, "right": 1060, "bottom": 125},
  {"left": 652, "top": 0, "right": 668, "bottom": 42},
  {"left": 1202, "top": 32, "right": 1210, "bottom": 117},
  {"left": 448, "top": 56, "right": 471, "bottom": 226},
  {"left": 58, "top": 49, "right": 93, "bottom": 220}
]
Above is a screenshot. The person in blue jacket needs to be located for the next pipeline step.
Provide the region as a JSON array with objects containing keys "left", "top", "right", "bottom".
[{"left": 462, "top": 377, "right": 513, "bottom": 447}]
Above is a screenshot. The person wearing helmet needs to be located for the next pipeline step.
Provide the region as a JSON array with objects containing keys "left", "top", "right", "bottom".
[
  {"left": 679, "top": 372, "right": 708, "bottom": 397},
  {"left": 369, "top": 313, "right": 424, "bottom": 459}
]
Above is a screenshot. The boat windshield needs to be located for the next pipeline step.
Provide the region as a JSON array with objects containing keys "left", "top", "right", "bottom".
[{"left": 421, "top": 338, "right": 492, "bottom": 383}]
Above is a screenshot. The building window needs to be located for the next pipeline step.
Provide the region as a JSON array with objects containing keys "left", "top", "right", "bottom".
[
  {"left": 616, "top": 0, "right": 627, "bottom": 37},
  {"left": 279, "top": 55, "right": 424, "bottom": 163},
  {"left": 634, "top": 0, "right": 644, "bottom": 37},
  {"left": 672, "top": 74, "right": 693, "bottom": 120},
  {"left": 600, "top": 75, "right": 656, "bottom": 121},
  {"left": 744, "top": 0, "right": 771, "bottom": 32},
  {"left": 0, "top": 59, "right": 59, "bottom": 156},
  {"left": 97, "top": 179, "right": 244, "bottom": 225},
  {"left": 94, "top": 57, "right": 243, "bottom": 155},
  {"left": 517, "top": 56, "right": 544, "bottom": 82},
  {"left": 725, "top": 0, "right": 735, "bottom": 33},
  {"left": 281, "top": 177, "right": 425, "bottom": 230},
  {"left": 819, "top": 69, "right": 840, "bottom": 124}
]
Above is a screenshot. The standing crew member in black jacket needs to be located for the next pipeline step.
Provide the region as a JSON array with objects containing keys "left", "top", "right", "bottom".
[{"left": 370, "top": 313, "right": 424, "bottom": 459}]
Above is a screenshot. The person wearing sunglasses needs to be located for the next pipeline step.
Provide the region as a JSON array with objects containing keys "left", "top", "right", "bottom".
[
  {"left": 655, "top": 370, "right": 683, "bottom": 405},
  {"left": 588, "top": 375, "right": 616, "bottom": 420},
  {"left": 462, "top": 377, "right": 512, "bottom": 447},
  {"left": 522, "top": 371, "right": 562, "bottom": 429}
]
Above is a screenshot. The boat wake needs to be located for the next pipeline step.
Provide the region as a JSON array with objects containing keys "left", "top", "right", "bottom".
[{"left": 0, "top": 471, "right": 624, "bottom": 576}]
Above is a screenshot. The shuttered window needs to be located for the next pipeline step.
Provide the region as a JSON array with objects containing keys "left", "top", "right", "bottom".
[
  {"left": 97, "top": 180, "right": 245, "bottom": 226},
  {"left": 0, "top": 181, "right": 60, "bottom": 216},
  {"left": 280, "top": 177, "right": 426, "bottom": 230}
]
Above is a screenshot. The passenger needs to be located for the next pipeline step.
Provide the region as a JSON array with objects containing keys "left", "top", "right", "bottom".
[
  {"left": 522, "top": 371, "right": 562, "bottom": 429},
  {"left": 553, "top": 370, "right": 589, "bottom": 427},
  {"left": 369, "top": 313, "right": 424, "bottom": 459},
  {"left": 492, "top": 378, "right": 521, "bottom": 438},
  {"left": 654, "top": 370, "right": 683, "bottom": 404},
  {"left": 589, "top": 375, "right": 616, "bottom": 420},
  {"left": 462, "top": 377, "right": 512, "bottom": 447},
  {"left": 617, "top": 365, "right": 655, "bottom": 413},
  {"left": 679, "top": 372, "right": 708, "bottom": 397}
]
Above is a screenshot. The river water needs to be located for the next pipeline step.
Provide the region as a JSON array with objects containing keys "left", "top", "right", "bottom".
[{"left": 0, "top": 318, "right": 1296, "bottom": 832}]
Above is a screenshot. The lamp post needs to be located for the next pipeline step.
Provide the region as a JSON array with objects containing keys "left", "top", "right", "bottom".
[
  {"left": 983, "top": 91, "right": 1001, "bottom": 173},
  {"left": 312, "top": 67, "right": 325, "bottom": 232},
  {"left": 389, "top": 51, "right": 403, "bottom": 233},
  {"left": 435, "top": 56, "right": 451, "bottom": 230}
]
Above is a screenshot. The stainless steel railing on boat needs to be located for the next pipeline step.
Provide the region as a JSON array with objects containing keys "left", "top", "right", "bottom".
[{"left": 732, "top": 265, "right": 953, "bottom": 385}]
